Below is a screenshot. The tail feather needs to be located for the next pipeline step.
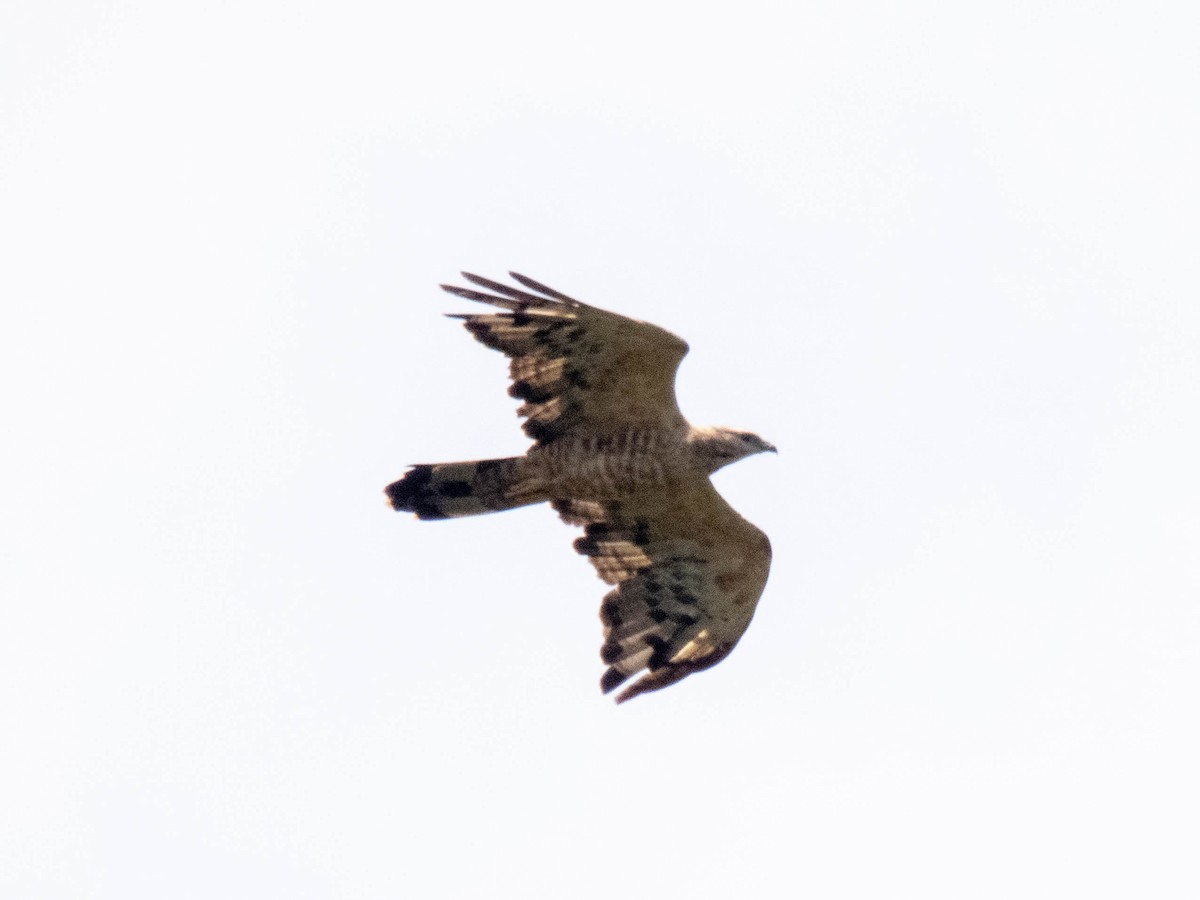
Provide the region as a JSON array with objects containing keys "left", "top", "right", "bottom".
[{"left": 385, "top": 457, "right": 539, "bottom": 519}]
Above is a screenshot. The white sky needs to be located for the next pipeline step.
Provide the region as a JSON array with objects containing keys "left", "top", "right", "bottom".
[{"left": 3, "top": 2, "right": 1198, "bottom": 897}]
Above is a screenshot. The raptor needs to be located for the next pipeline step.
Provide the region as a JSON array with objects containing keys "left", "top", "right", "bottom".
[{"left": 386, "top": 272, "right": 775, "bottom": 702}]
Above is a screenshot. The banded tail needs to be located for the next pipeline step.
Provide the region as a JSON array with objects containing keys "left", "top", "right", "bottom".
[{"left": 385, "top": 457, "right": 541, "bottom": 519}]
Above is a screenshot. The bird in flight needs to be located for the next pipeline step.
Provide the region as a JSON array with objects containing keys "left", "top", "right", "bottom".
[{"left": 386, "top": 272, "right": 775, "bottom": 703}]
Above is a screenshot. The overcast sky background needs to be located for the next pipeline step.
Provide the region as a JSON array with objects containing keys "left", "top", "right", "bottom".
[{"left": 3, "top": 2, "right": 1198, "bottom": 897}]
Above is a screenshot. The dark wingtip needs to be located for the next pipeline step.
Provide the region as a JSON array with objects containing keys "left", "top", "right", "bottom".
[
  {"left": 600, "top": 667, "right": 630, "bottom": 695},
  {"left": 440, "top": 283, "right": 482, "bottom": 301},
  {"left": 461, "top": 272, "right": 520, "bottom": 296},
  {"left": 507, "top": 271, "right": 579, "bottom": 304},
  {"left": 613, "top": 684, "right": 641, "bottom": 704},
  {"left": 599, "top": 641, "right": 623, "bottom": 665}
]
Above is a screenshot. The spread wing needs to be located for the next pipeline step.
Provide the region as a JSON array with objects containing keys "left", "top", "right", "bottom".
[
  {"left": 442, "top": 272, "right": 690, "bottom": 444},
  {"left": 554, "top": 479, "right": 772, "bottom": 703}
]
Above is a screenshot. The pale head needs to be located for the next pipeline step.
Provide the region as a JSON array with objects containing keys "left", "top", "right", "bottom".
[{"left": 688, "top": 426, "right": 778, "bottom": 475}]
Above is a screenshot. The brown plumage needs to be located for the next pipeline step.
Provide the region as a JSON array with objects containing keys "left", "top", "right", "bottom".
[{"left": 386, "top": 272, "right": 776, "bottom": 703}]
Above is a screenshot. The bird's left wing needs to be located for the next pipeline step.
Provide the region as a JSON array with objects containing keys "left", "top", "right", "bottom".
[
  {"left": 442, "top": 272, "right": 690, "bottom": 445},
  {"left": 554, "top": 479, "right": 772, "bottom": 703}
]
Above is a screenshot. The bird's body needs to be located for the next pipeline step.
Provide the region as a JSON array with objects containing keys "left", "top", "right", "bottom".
[
  {"left": 526, "top": 426, "right": 682, "bottom": 495},
  {"left": 386, "top": 272, "right": 775, "bottom": 703}
]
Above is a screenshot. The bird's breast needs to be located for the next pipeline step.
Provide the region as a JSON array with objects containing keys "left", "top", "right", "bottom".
[{"left": 529, "top": 429, "right": 690, "bottom": 497}]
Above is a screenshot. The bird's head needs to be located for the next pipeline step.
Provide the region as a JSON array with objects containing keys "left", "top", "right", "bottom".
[{"left": 689, "top": 426, "right": 778, "bottom": 475}]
